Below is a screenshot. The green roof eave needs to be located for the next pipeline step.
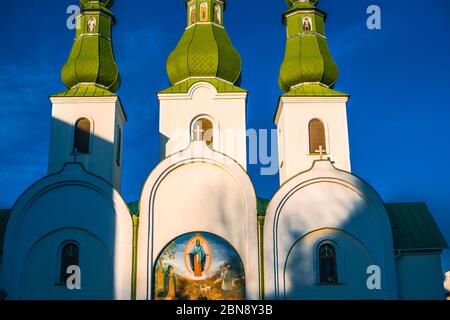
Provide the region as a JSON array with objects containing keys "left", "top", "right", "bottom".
[
  {"left": 158, "top": 78, "right": 247, "bottom": 94},
  {"left": 51, "top": 85, "right": 128, "bottom": 122},
  {"left": 127, "top": 201, "right": 140, "bottom": 216},
  {"left": 282, "top": 3, "right": 326, "bottom": 24},
  {"left": 257, "top": 197, "right": 270, "bottom": 216},
  {"left": 283, "top": 84, "right": 349, "bottom": 97},
  {"left": 51, "top": 85, "right": 118, "bottom": 97},
  {"left": 385, "top": 202, "right": 449, "bottom": 251},
  {"left": 285, "top": 0, "right": 319, "bottom": 7},
  {"left": 82, "top": 4, "right": 115, "bottom": 23}
]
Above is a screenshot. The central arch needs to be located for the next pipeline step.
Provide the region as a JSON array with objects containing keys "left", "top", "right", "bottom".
[{"left": 153, "top": 232, "right": 246, "bottom": 300}]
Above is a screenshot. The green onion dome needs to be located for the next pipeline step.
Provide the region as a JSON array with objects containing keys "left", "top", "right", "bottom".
[
  {"left": 61, "top": 0, "right": 120, "bottom": 93},
  {"left": 80, "top": 0, "right": 115, "bottom": 9},
  {"left": 279, "top": 0, "right": 339, "bottom": 93},
  {"left": 166, "top": 0, "right": 242, "bottom": 87},
  {"left": 285, "top": 0, "right": 319, "bottom": 7}
]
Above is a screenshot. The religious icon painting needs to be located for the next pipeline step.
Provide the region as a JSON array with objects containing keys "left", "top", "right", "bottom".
[
  {"left": 87, "top": 17, "right": 97, "bottom": 33},
  {"left": 189, "top": 5, "right": 196, "bottom": 25},
  {"left": 303, "top": 15, "right": 313, "bottom": 31},
  {"left": 154, "top": 232, "right": 245, "bottom": 300},
  {"left": 200, "top": 2, "right": 209, "bottom": 22},
  {"left": 214, "top": 4, "right": 222, "bottom": 25}
]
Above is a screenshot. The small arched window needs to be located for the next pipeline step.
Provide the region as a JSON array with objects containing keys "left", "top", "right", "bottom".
[
  {"left": 193, "top": 118, "right": 214, "bottom": 149},
  {"left": 319, "top": 243, "right": 338, "bottom": 284},
  {"left": 116, "top": 126, "right": 122, "bottom": 166},
  {"left": 309, "top": 118, "right": 326, "bottom": 155},
  {"left": 59, "top": 242, "right": 80, "bottom": 284},
  {"left": 73, "top": 118, "right": 91, "bottom": 154}
]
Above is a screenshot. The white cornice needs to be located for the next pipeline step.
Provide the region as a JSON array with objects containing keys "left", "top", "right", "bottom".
[
  {"left": 281, "top": 96, "right": 349, "bottom": 103},
  {"left": 173, "top": 76, "right": 234, "bottom": 87},
  {"left": 158, "top": 82, "right": 247, "bottom": 100},
  {"left": 50, "top": 96, "right": 119, "bottom": 104},
  {"left": 158, "top": 91, "right": 247, "bottom": 100},
  {"left": 275, "top": 95, "right": 349, "bottom": 124}
]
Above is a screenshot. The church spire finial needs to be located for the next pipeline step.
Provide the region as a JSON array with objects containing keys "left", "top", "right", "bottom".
[
  {"left": 60, "top": 0, "right": 120, "bottom": 93},
  {"left": 80, "top": 0, "right": 115, "bottom": 8},
  {"left": 279, "top": 0, "right": 339, "bottom": 94},
  {"left": 285, "top": 0, "right": 319, "bottom": 7}
]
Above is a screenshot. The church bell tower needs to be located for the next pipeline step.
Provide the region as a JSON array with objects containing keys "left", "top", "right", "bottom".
[
  {"left": 48, "top": 0, "right": 126, "bottom": 191},
  {"left": 276, "top": 0, "right": 351, "bottom": 184},
  {"left": 158, "top": 0, "right": 248, "bottom": 169}
]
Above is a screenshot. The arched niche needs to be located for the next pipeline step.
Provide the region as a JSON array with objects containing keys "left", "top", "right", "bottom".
[{"left": 153, "top": 232, "right": 246, "bottom": 301}]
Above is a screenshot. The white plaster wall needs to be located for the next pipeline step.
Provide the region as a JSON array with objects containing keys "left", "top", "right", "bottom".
[
  {"left": 20, "top": 228, "right": 113, "bottom": 300},
  {"left": 276, "top": 96, "right": 351, "bottom": 185},
  {"left": 396, "top": 252, "right": 446, "bottom": 300},
  {"left": 0, "top": 164, "right": 133, "bottom": 300},
  {"left": 48, "top": 97, "right": 126, "bottom": 191},
  {"left": 264, "top": 161, "right": 397, "bottom": 300},
  {"left": 285, "top": 229, "right": 381, "bottom": 300},
  {"left": 137, "top": 141, "right": 258, "bottom": 300},
  {"left": 158, "top": 82, "right": 248, "bottom": 170}
]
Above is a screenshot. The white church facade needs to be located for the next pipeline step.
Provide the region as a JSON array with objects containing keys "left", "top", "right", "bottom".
[{"left": 0, "top": 0, "right": 448, "bottom": 300}]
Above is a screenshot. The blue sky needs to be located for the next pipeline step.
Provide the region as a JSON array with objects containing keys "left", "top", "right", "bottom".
[{"left": 0, "top": 0, "right": 449, "bottom": 271}]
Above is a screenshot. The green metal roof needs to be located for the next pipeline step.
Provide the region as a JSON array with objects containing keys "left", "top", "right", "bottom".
[
  {"left": 52, "top": 85, "right": 118, "bottom": 97},
  {"left": 385, "top": 203, "right": 449, "bottom": 251},
  {"left": 0, "top": 210, "right": 10, "bottom": 265},
  {"left": 286, "top": 0, "right": 319, "bottom": 7},
  {"left": 127, "top": 201, "right": 139, "bottom": 216},
  {"left": 165, "top": 1, "right": 242, "bottom": 93},
  {"left": 81, "top": 0, "right": 114, "bottom": 9},
  {"left": 285, "top": 2, "right": 317, "bottom": 12},
  {"left": 257, "top": 198, "right": 270, "bottom": 216}
]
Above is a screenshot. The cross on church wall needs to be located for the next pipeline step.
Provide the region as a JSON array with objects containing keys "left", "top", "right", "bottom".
[
  {"left": 193, "top": 123, "right": 204, "bottom": 141},
  {"left": 315, "top": 145, "right": 326, "bottom": 160}
]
